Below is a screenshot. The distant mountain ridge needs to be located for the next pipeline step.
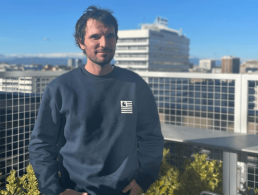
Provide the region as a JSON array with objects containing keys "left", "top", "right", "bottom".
[
  {"left": 0, "top": 57, "right": 86, "bottom": 66},
  {"left": 0, "top": 56, "right": 220, "bottom": 66}
]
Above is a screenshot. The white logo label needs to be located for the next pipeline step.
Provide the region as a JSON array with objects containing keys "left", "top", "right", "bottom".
[{"left": 121, "top": 101, "right": 133, "bottom": 114}]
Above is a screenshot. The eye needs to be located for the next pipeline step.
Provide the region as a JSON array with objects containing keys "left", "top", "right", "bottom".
[
  {"left": 107, "top": 34, "right": 115, "bottom": 38},
  {"left": 91, "top": 35, "right": 100, "bottom": 39}
]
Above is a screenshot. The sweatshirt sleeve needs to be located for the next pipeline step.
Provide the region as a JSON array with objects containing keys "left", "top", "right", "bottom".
[
  {"left": 29, "top": 86, "right": 66, "bottom": 195},
  {"left": 134, "top": 78, "right": 164, "bottom": 192}
]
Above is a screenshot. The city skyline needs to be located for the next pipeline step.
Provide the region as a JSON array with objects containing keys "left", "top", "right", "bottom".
[{"left": 0, "top": 0, "right": 258, "bottom": 61}]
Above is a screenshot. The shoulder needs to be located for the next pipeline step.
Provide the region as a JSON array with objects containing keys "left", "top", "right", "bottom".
[
  {"left": 114, "top": 66, "right": 151, "bottom": 93},
  {"left": 114, "top": 66, "right": 146, "bottom": 84},
  {"left": 47, "top": 67, "right": 81, "bottom": 90}
]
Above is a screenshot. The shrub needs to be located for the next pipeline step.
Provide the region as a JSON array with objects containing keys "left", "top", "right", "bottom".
[
  {"left": 144, "top": 149, "right": 223, "bottom": 195},
  {"left": 0, "top": 165, "right": 41, "bottom": 195}
]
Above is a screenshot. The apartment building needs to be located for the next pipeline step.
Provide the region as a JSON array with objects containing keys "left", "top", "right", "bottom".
[{"left": 221, "top": 56, "right": 240, "bottom": 74}]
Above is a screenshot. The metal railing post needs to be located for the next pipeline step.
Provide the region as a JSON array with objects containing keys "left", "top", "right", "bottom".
[{"left": 223, "top": 151, "right": 237, "bottom": 195}]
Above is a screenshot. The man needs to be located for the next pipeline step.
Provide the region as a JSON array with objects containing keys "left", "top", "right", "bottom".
[{"left": 29, "top": 6, "right": 164, "bottom": 195}]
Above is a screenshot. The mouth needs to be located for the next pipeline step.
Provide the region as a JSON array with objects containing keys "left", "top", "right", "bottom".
[{"left": 96, "top": 49, "right": 112, "bottom": 54}]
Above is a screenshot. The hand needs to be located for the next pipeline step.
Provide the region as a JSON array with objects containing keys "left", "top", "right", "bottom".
[
  {"left": 122, "top": 180, "right": 143, "bottom": 195},
  {"left": 59, "top": 189, "right": 88, "bottom": 195}
]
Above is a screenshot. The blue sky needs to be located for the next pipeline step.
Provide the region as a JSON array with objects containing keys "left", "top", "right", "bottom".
[{"left": 0, "top": 0, "right": 257, "bottom": 61}]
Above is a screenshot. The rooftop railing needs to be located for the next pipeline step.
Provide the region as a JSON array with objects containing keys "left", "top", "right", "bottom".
[{"left": 1, "top": 70, "right": 258, "bottom": 194}]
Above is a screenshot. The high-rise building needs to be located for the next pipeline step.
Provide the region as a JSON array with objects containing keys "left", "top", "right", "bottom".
[
  {"left": 68, "top": 58, "right": 75, "bottom": 67},
  {"left": 114, "top": 17, "right": 190, "bottom": 72},
  {"left": 75, "top": 59, "right": 83, "bottom": 68},
  {"left": 221, "top": 56, "right": 240, "bottom": 74},
  {"left": 199, "top": 59, "right": 216, "bottom": 71}
]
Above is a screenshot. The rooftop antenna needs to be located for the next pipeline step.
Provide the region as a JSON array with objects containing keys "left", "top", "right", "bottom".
[{"left": 179, "top": 28, "right": 182, "bottom": 36}]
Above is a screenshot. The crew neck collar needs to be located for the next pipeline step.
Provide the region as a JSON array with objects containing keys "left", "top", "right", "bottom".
[{"left": 80, "top": 64, "right": 115, "bottom": 79}]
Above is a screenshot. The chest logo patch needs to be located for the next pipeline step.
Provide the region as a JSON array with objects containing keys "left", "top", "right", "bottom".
[{"left": 121, "top": 101, "right": 133, "bottom": 114}]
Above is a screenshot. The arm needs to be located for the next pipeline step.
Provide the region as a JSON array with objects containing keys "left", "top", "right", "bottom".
[
  {"left": 29, "top": 87, "right": 66, "bottom": 195},
  {"left": 134, "top": 79, "right": 164, "bottom": 192}
]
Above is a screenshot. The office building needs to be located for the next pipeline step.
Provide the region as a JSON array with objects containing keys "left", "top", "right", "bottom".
[
  {"left": 75, "top": 59, "right": 83, "bottom": 68},
  {"left": 114, "top": 16, "right": 190, "bottom": 72},
  {"left": 221, "top": 56, "right": 240, "bottom": 74},
  {"left": 199, "top": 59, "right": 216, "bottom": 71},
  {"left": 67, "top": 58, "right": 75, "bottom": 67}
]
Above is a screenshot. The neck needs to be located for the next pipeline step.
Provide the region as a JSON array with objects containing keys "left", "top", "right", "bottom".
[{"left": 85, "top": 61, "right": 113, "bottom": 76}]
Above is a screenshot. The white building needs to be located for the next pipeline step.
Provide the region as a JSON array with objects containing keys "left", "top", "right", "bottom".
[
  {"left": 240, "top": 60, "right": 258, "bottom": 74},
  {"left": 0, "top": 77, "right": 54, "bottom": 94},
  {"left": 75, "top": 59, "right": 83, "bottom": 68},
  {"left": 212, "top": 68, "right": 221, "bottom": 73},
  {"left": 114, "top": 17, "right": 190, "bottom": 72},
  {"left": 68, "top": 58, "right": 75, "bottom": 67},
  {"left": 199, "top": 59, "right": 216, "bottom": 71}
]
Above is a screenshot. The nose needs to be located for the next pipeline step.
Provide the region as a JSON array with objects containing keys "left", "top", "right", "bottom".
[{"left": 100, "top": 36, "right": 108, "bottom": 48}]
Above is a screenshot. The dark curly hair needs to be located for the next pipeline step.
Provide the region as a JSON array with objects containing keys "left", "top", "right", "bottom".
[{"left": 74, "top": 5, "right": 119, "bottom": 55}]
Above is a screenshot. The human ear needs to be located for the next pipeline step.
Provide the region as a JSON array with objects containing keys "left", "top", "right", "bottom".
[{"left": 78, "top": 39, "right": 85, "bottom": 50}]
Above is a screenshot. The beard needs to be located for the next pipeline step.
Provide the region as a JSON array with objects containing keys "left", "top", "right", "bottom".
[{"left": 86, "top": 48, "right": 115, "bottom": 67}]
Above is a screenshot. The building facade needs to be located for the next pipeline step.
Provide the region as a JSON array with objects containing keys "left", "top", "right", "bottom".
[
  {"left": 221, "top": 56, "right": 240, "bottom": 74},
  {"left": 199, "top": 59, "right": 216, "bottom": 71},
  {"left": 240, "top": 60, "right": 258, "bottom": 74},
  {"left": 114, "top": 17, "right": 190, "bottom": 72},
  {"left": 67, "top": 58, "right": 75, "bottom": 68},
  {"left": 0, "top": 77, "right": 54, "bottom": 94},
  {"left": 75, "top": 59, "right": 83, "bottom": 68}
]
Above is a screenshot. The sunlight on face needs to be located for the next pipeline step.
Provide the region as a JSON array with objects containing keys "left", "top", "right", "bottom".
[{"left": 80, "top": 19, "right": 117, "bottom": 67}]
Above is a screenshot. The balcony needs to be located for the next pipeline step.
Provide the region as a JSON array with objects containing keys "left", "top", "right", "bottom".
[{"left": 1, "top": 70, "right": 258, "bottom": 194}]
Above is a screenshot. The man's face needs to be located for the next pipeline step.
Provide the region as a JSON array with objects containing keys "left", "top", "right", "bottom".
[{"left": 79, "top": 19, "right": 116, "bottom": 67}]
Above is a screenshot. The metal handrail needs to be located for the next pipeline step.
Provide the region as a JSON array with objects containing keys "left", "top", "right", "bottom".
[{"left": 200, "top": 191, "right": 221, "bottom": 195}]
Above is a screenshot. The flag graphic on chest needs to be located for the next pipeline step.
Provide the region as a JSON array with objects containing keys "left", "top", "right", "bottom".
[{"left": 121, "top": 101, "right": 133, "bottom": 114}]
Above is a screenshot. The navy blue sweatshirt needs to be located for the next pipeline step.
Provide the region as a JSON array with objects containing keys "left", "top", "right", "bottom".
[{"left": 29, "top": 65, "right": 164, "bottom": 195}]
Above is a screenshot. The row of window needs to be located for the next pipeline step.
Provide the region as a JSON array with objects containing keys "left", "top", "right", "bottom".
[
  {"left": 2, "top": 83, "right": 33, "bottom": 87},
  {"left": 115, "top": 53, "right": 189, "bottom": 59},
  {"left": 116, "top": 46, "right": 147, "bottom": 50},
  {"left": 150, "top": 53, "right": 188, "bottom": 59},
  {"left": 1, "top": 88, "right": 33, "bottom": 92},
  {"left": 117, "top": 38, "right": 148, "bottom": 43},
  {"left": 150, "top": 39, "right": 189, "bottom": 47},
  {"left": 115, "top": 53, "right": 147, "bottom": 58},
  {"left": 151, "top": 61, "right": 186, "bottom": 66},
  {"left": 116, "top": 61, "right": 147, "bottom": 65}
]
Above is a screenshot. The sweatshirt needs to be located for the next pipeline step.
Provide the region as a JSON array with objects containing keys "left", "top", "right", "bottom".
[{"left": 28, "top": 65, "right": 164, "bottom": 195}]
